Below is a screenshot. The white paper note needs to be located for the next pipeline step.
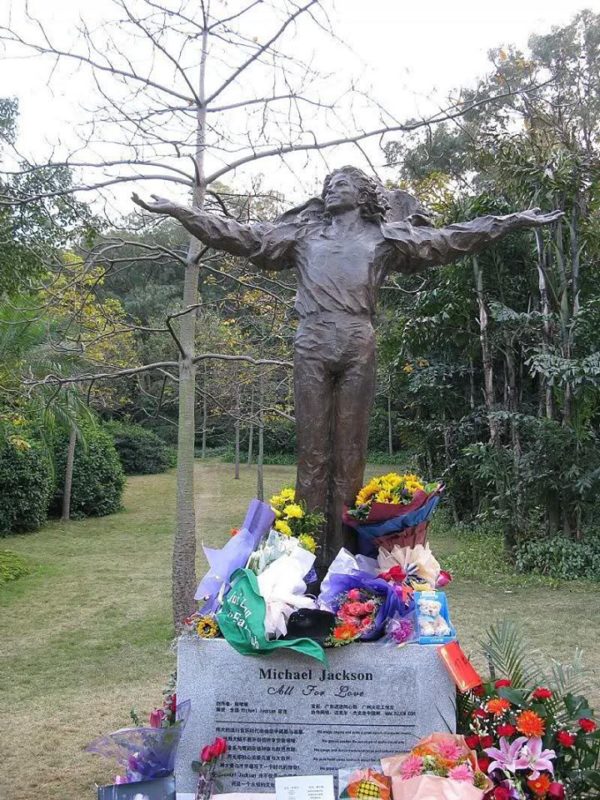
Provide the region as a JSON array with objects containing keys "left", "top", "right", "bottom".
[{"left": 275, "top": 775, "right": 335, "bottom": 800}]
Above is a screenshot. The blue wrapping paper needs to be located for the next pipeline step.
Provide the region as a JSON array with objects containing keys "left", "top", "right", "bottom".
[
  {"left": 195, "top": 499, "right": 275, "bottom": 613},
  {"left": 355, "top": 493, "right": 442, "bottom": 557}
]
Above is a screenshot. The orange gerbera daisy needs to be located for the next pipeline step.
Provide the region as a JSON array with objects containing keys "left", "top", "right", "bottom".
[
  {"left": 516, "top": 709, "right": 545, "bottom": 738},
  {"left": 527, "top": 774, "right": 551, "bottom": 796},
  {"left": 486, "top": 697, "right": 511, "bottom": 716},
  {"left": 333, "top": 623, "right": 360, "bottom": 641}
]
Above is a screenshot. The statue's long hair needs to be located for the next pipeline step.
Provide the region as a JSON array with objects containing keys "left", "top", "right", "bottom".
[
  {"left": 321, "top": 165, "right": 390, "bottom": 223},
  {"left": 275, "top": 166, "right": 432, "bottom": 227}
]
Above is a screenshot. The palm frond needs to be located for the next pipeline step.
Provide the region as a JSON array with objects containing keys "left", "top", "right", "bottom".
[{"left": 480, "top": 619, "right": 543, "bottom": 688}]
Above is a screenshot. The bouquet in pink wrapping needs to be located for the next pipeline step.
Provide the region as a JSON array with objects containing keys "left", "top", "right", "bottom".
[{"left": 381, "top": 733, "right": 491, "bottom": 800}]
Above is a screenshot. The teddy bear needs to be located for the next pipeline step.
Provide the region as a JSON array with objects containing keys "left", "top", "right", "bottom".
[{"left": 416, "top": 596, "right": 451, "bottom": 637}]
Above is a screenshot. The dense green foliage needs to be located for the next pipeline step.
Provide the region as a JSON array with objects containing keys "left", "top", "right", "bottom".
[
  {"left": 105, "top": 420, "right": 175, "bottom": 474},
  {"left": 375, "top": 10, "right": 600, "bottom": 557},
  {"left": 516, "top": 533, "right": 600, "bottom": 580},
  {"left": 0, "top": 432, "right": 52, "bottom": 534},
  {"left": 0, "top": 550, "right": 31, "bottom": 584},
  {"left": 51, "top": 427, "right": 125, "bottom": 519}
]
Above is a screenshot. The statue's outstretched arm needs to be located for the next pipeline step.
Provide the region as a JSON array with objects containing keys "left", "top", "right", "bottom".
[
  {"left": 132, "top": 193, "right": 267, "bottom": 259},
  {"left": 385, "top": 208, "right": 563, "bottom": 273}
]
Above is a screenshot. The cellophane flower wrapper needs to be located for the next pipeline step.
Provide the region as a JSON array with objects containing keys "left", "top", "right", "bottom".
[
  {"left": 255, "top": 547, "right": 317, "bottom": 639},
  {"left": 339, "top": 766, "right": 392, "bottom": 800},
  {"left": 195, "top": 499, "right": 274, "bottom": 613},
  {"left": 86, "top": 700, "right": 191, "bottom": 782},
  {"left": 390, "top": 775, "right": 484, "bottom": 800},
  {"left": 318, "top": 549, "right": 401, "bottom": 640},
  {"left": 383, "top": 611, "right": 418, "bottom": 647},
  {"left": 378, "top": 544, "right": 441, "bottom": 588}
]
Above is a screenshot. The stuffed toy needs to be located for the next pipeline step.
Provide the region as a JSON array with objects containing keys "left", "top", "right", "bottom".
[{"left": 416, "top": 596, "right": 451, "bottom": 637}]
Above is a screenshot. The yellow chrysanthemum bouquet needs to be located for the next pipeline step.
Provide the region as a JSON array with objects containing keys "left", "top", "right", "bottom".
[{"left": 269, "top": 486, "right": 324, "bottom": 554}]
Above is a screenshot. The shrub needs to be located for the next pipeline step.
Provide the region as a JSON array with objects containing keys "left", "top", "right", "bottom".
[
  {"left": 515, "top": 533, "right": 600, "bottom": 580},
  {"left": 0, "top": 550, "right": 31, "bottom": 584},
  {"left": 51, "top": 425, "right": 125, "bottom": 518},
  {"left": 105, "top": 420, "right": 175, "bottom": 475},
  {"left": 0, "top": 433, "right": 52, "bottom": 534}
]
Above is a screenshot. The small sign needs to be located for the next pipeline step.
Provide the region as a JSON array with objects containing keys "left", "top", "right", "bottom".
[
  {"left": 438, "top": 641, "right": 483, "bottom": 692},
  {"left": 275, "top": 775, "right": 335, "bottom": 800},
  {"left": 98, "top": 775, "right": 175, "bottom": 800}
]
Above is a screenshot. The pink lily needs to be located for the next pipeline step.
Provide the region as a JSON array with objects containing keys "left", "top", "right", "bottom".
[
  {"left": 485, "top": 736, "right": 529, "bottom": 774},
  {"left": 515, "top": 737, "right": 555, "bottom": 779}
]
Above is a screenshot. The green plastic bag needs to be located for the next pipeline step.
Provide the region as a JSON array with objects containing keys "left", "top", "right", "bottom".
[{"left": 216, "top": 568, "right": 326, "bottom": 663}]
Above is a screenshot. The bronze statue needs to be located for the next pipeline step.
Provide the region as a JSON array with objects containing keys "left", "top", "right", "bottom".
[{"left": 133, "top": 166, "right": 561, "bottom": 575}]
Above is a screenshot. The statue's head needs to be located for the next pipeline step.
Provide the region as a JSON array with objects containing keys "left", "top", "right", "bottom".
[{"left": 322, "top": 166, "right": 390, "bottom": 222}]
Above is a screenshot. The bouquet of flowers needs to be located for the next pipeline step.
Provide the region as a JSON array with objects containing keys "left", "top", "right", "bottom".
[
  {"left": 327, "top": 587, "right": 383, "bottom": 645},
  {"left": 87, "top": 700, "right": 191, "bottom": 784},
  {"left": 318, "top": 549, "right": 402, "bottom": 643},
  {"left": 346, "top": 473, "right": 428, "bottom": 521},
  {"left": 457, "top": 623, "right": 600, "bottom": 799},
  {"left": 342, "top": 473, "right": 444, "bottom": 557},
  {"left": 381, "top": 733, "right": 490, "bottom": 799},
  {"left": 269, "top": 486, "right": 323, "bottom": 555}
]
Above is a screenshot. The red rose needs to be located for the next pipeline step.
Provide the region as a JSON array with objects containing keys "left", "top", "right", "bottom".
[
  {"left": 169, "top": 693, "right": 177, "bottom": 714},
  {"left": 579, "top": 718, "right": 597, "bottom": 733},
  {"left": 556, "top": 730, "right": 576, "bottom": 748},
  {"left": 212, "top": 737, "right": 228, "bottom": 757},
  {"left": 472, "top": 684, "right": 485, "bottom": 697},
  {"left": 472, "top": 708, "right": 488, "bottom": 718},
  {"left": 532, "top": 687, "right": 553, "bottom": 701},
  {"left": 201, "top": 745, "right": 213, "bottom": 763},
  {"left": 480, "top": 735, "right": 494, "bottom": 748},
  {"left": 497, "top": 724, "right": 516, "bottom": 737},
  {"left": 493, "top": 787, "right": 511, "bottom": 800},
  {"left": 478, "top": 755, "right": 491, "bottom": 773},
  {"left": 465, "top": 735, "right": 480, "bottom": 749},
  {"left": 547, "top": 782, "right": 565, "bottom": 800},
  {"left": 495, "top": 679, "right": 512, "bottom": 689}
]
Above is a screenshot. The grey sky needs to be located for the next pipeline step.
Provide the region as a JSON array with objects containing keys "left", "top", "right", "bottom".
[{"left": 1, "top": 0, "right": 598, "bottom": 210}]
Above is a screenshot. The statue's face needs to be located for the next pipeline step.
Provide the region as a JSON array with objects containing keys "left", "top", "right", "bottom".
[{"left": 323, "top": 173, "right": 360, "bottom": 213}]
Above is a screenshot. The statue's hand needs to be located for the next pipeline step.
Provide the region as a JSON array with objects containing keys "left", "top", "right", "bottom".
[
  {"left": 131, "top": 192, "right": 178, "bottom": 215},
  {"left": 518, "top": 208, "right": 564, "bottom": 227}
]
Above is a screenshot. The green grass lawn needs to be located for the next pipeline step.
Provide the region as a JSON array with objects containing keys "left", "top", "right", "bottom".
[{"left": 1, "top": 461, "right": 598, "bottom": 800}]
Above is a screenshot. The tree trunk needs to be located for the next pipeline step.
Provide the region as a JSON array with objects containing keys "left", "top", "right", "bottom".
[
  {"left": 61, "top": 425, "right": 77, "bottom": 522},
  {"left": 387, "top": 392, "right": 393, "bottom": 457},
  {"left": 201, "top": 364, "right": 208, "bottom": 459},
  {"left": 234, "top": 388, "right": 241, "bottom": 480},
  {"left": 473, "top": 256, "right": 499, "bottom": 445},
  {"left": 257, "top": 374, "right": 264, "bottom": 501},
  {"left": 247, "top": 388, "right": 254, "bottom": 465},
  {"left": 172, "top": 21, "right": 209, "bottom": 631},
  {"left": 534, "top": 230, "right": 555, "bottom": 420}
]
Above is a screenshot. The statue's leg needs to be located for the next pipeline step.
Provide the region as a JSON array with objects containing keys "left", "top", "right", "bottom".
[
  {"left": 330, "top": 321, "right": 377, "bottom": 559},
  {"left": 293, "top": 323, "right": 334, "bottom": 571}
]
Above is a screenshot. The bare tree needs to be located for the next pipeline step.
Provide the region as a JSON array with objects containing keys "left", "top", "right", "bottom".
[{"left": 0, "top": 0, "right": 535, "bottom": 628}]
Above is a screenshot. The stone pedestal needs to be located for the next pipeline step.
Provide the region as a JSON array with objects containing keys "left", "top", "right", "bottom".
[{"left": 175, "top": 637, "right": 455, "bottom": 794}]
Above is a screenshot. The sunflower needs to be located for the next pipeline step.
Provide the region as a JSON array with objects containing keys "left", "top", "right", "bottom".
[
  {"left": 516, "top": 709, "right": 545, "bottom": 738},
  {"left": 196, "top": 616, "right": 219, "bottom": 638},
  {"left": 355, "top": 482, "right": 378, "bottom": 506},
  {"left": 375, "top": 490, "right": 395, "bottom": 504}
]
